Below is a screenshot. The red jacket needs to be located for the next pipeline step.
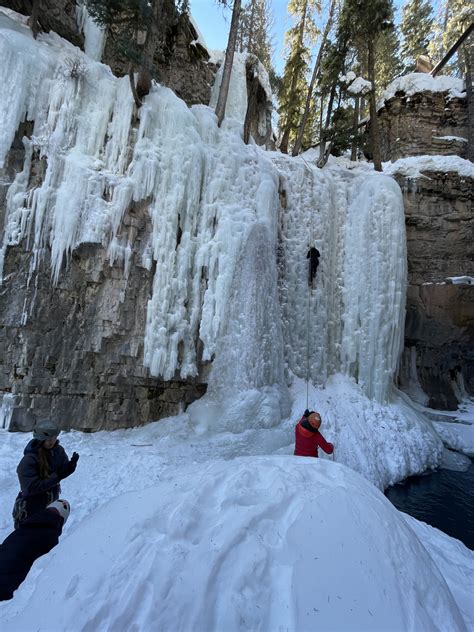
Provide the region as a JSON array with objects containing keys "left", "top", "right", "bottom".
[{"left": 294, "top": 419, "right": 334, "bottom": 458}]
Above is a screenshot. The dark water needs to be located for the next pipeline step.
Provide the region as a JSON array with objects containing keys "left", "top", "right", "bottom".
[{"left": 385, "top": 459, "right": 474, "bottom": 550}]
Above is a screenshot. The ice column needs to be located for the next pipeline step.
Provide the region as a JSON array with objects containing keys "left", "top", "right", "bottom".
[{"left": 340, "top": 176, "right": 407, "bottom": 402}]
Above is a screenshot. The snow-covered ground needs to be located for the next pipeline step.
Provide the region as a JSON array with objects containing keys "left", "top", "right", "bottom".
[
  {"left": 1, "top": 459, "right": 471, "bottom": 632},
  {"left": 1, "top": 379, "right": 473, "bottom": 631}
]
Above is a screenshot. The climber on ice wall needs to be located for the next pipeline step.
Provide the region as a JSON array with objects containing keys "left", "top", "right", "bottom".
[{"left": 307, "top": 247, "right": 320, "bottom": 287}]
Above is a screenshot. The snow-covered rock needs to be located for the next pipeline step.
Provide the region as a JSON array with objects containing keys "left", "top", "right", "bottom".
[
  {"left": 384, "top": 155, "right": 474, "bottom": 179},
  {"left": 379, "top": 73, "right": 465, "bottom": 109}
]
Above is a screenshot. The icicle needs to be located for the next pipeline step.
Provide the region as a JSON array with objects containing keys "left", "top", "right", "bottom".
[
  {"left": 75, "top": 2, "right": 106, "bottom": 62},
  {"left": 0, "top": 392, "right": 15, "bottom": 429}
]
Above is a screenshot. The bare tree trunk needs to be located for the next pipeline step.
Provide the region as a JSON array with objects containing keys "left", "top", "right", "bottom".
[
  {"left": 215, "top": 0, "right": 242, "bottom": 128},
  {"left": 431, "top": 23, "right": 474, "bottom": 77},
  {"left": 128, "top": 63, "right": 142, "bottom": 109},
  {"left": 464, "top": 34, "right": 474, "bottom": 163},
  {"left": 350, "top": 96, "right": 360, "bottom": 161},
  {"left": 317, "top": 82, "right": 336, "bottom": 164},
  {"left": 319, "top": 94, "right": 324, "bottom": 142},
  {"left": 367, "top": 43, "right": 382, "bottom": 172},
  {"left": 136, "top": 23, "right": 158, "bottom": 100},
  {"left": 292, "top": 0, "right": 336, "bottom": 157},
  {"left": 29, "top": 0, "right": 40, "bottom": 39},
  {"left": 243, "top": 58, "right": 260, "bottom": 144}
]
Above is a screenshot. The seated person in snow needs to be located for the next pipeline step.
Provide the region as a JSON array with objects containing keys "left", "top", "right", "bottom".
[
  {"left": 0, "top": 499, "right": 70, "bottom": 601},
  {"left": 294, "top": 410, "right": 334, "bottom": 458},
  {"left": 12, "top": 419, "right": 79, "bottom": 529}
]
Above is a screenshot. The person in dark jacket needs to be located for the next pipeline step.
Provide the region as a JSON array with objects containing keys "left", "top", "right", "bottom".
[
  {"left": 294, "top": 409, "right": 334, "bottom": 458},
  {"left": 0, "top": 499, "right": 70, "bottom": 601},
  {"left": 307, "top": 247, "right": 321, "bottom": 286},
  {"left": 12, "top": 419, "right": 79, "bottom": 529}
]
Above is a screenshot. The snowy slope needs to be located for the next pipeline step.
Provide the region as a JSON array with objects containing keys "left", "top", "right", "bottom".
[{"left": 1, "top": 456, "right": 471, "bottom": 632}]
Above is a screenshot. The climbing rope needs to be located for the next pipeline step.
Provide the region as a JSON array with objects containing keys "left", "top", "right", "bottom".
[{"left": 306, "top": 248, "right": 311, "bottom": 411}]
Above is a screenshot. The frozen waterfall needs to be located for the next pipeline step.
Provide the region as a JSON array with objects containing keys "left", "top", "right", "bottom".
[
  {"left": 275, "top": 157, "right": 406, "bottom": 403},
  {"left": 0, "top": 8, "right": 407, "bottom": 428}
]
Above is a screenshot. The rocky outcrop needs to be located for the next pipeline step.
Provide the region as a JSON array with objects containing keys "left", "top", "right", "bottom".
[
  {"left": 1, "top": 238, "right": 207, "bottom": 431},
  {"left": 377, "top": 91, "right": 468, "bottom": 162},
  {"left": 396, "top": 172, "right": 474, "bottom": 409},
  {"left": 0, "top": 1, "right": 271, "bottom": 141},
  {"left": 101, "top": 1, "right": 218, "bottom": 108},
  {"left": 0, "top": 0, "right": 84, "bottom": 47}
]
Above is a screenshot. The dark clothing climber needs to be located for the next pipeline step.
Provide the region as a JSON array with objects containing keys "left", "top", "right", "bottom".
[{"left": 307, "top": 247, "right": 320, "bottom": 286}]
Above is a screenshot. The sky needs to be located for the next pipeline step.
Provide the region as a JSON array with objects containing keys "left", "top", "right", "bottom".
[{"left": 190, "top": 0, "right": 410, "bottom": 75}]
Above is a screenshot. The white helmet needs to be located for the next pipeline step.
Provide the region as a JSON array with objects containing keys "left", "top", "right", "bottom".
[{"left": 47, "top": 499, "right": 70, "bottom": 524}]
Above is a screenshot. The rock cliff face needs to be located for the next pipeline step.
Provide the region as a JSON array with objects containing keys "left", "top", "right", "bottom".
[
  {"left": 377, "top": 91, "right": 468, "bottom": 162},
  {"left": 375, "top": 75, "right": 473, "bottom": 409},
  {"left": 0, "top": 0, "right": 83, "bottom": 46},
  {"left": 0, "top": 128, "right": 207, "bottom": 431},
  {"left": 396, "top": 171, "right": 473, "bottom": 409}
]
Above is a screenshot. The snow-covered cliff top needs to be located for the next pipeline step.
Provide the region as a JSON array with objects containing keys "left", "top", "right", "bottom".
[
  {"left": 385, "top": 155, "right": 474, "bottom": 179},
  {"left": 379, "top": 72, "right": 466, "bottom": 109}
]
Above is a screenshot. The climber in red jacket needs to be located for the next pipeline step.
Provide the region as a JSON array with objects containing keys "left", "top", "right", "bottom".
[{"left": 294, "top": 409, "right": 334, "bottom": 458}]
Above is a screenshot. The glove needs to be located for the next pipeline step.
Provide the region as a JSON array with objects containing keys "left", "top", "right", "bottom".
[{"left": 57, "top": 454, "right": 79, "bottom": 480}]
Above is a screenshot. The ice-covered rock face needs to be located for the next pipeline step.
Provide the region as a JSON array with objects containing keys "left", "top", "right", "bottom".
[
  {"left": 0, "top": 9, "right": 406, "bottom": 426},
  {"left": 275, "top": 157, "right": 407, "bottom": 403}
]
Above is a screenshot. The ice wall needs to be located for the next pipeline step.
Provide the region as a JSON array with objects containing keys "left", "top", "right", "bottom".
[
  {"left": 0, "top": 9, "right": 406, "bottom": 428},
  {"left": 0, "top": 10, "right": 289, "bottom": 425},
  {"left": 275, "top": 157, "right": 407, "bottom": 403}
]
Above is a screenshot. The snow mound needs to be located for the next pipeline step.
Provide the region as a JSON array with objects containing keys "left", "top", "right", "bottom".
[
  {"left": 379, "top": 72, "right": 465, "bottom": 108},
  {"left": 2, "top": 457, "right": 468, "bottom": 632},
  {"left": 347, "top": 76, "right": 372, "bottom": 95}
]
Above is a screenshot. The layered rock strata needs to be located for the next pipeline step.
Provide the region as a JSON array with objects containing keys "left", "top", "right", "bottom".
[
  {"left": 396, "top": 172, "right": 473, "bottom": 409},
  {"left": 378, "top": 91, "right": 468, "bottom": 162}
]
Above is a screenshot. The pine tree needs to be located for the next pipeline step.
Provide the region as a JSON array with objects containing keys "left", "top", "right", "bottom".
[
  {"left": 84, "top": 0, "right": 188, "bottom": 106},
  {"left": 338, "top": 0, "right": 395, "bottom": 171},
  {"left": 278, "top": 0, "right": 320, "bottom": 154},
  {"left": 375, "top": 26, "right": 403, "bottom": 95},
  {"left": 292, "top": 0, "right": 337, "bottom": 156},
  {"left": 237, "top": 0, "right": 273, "bottom": 71},
  {"left": 400, "top": 0, "right": 434, "bottom": 71}
]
